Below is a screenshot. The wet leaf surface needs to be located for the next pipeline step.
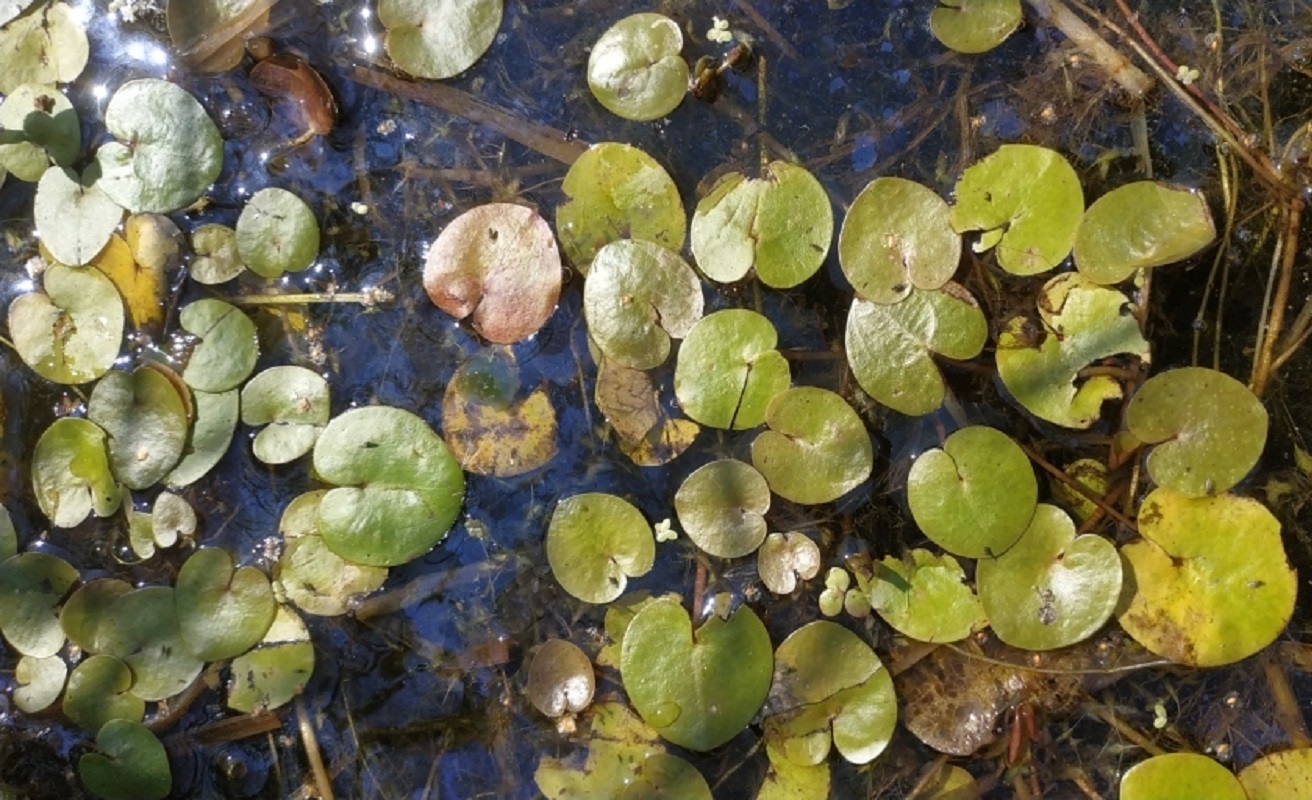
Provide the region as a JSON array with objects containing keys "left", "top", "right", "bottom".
[
  {"left": 33, "top": 166, "right": 121, "bottom": 266},
  {"left": 78, "top": 719, "right": 171, "bottom": 800},
  {"left": 179, "top": 299, "right": 259, "bottom": 393},
  {"left": 276, "top": 490, "right": 388, "bottom": 616},
  {"left": 87, "top": 366, "right": 190, "bottom": 489},
  {"left": 584, "top": 239, "right": 703, "bottom": 370},
  {"left": 241, "top": 365, "right": 330, "bottom": 465},
  {"left": 867, "top": 549, "right": 986, "bottom": 643},
  {"left": 675, "top": 459, "right": 771, "bottom": 558},
  {"left": 751, "top": 387, "right": 873, "bottom": 505},
  {"left": 443, "top": 351, "right": 558, "bottom": 475},
  {"left": 0, "top": 552, "right": 77, "bottom": 657},
  {"left": 588, "top": 13, "right": 688, "bottom": 121},
  {"left": 236, "top": 187, "right": 320, "bottom": 279},
  {"left": 9, "top": 263, "right": 124, "bottom": 384},
  {"left": 1075, "top": 182, "right": 1216, "bottom": 285},
  {"left": 0, "top": 2, "right": 88, "bottom": 93},
  {"left": 379, "top": 0, "right": 503, "bottom": 80},
  {"left": 527, "top": 638, "right": 596, "bottom": 718},
  {"left": 175, "top": 548, "right": 276, "bottom": 661},
  {"left": 675, "top": 309, "right": 790, "bottom": 430},
  {"left": 31, "top": 418, "right": 122, "bottom": 528},
  {"left": 226, "top": 605, "right": 314, "bottom": 712},
  {"left": 839, "top": 177, "right": 960, "bottom": 304},
  {"left": 546, "top": 492, "right": 654, "bottom": 604}
]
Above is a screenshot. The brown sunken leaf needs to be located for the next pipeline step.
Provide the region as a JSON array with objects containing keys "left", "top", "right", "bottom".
[{"left": 423, "top": 203, "right": 563, "bottom": 344}]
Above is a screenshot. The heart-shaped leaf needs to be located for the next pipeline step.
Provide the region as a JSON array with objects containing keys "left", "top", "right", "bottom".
[
  {"left": 751, "top": 387, "right": 873, "bottom": 505},
  {"left": 164, "top": 388, "right": 240, "bottom": 489},
  {"left": 0, "top": 552, "right": 77, "bottom": 657},
  {"left": 839, "top": 177, "right": 960, "bottom": 304},
  {"left": 175, "top": 548, "right": 276, "bottom": 661},
  {"left": 547, "top": 492, "right": 654, "bottom": 604},
  {"left": 584, "top": 239, "right": 704, "bottom": 370},
  {"left": 226, "top": 605, "right": 314, "bottom": 712},
  {"left": 276, "top": 490, "right": 389, "bottom": 616},
  {"left": 442, "top": 351, "right": 558, "bottom": 476},
  {"left": 14, "top": 653, "right": 67, "bottom": 713},
  {"left": 0, "top": 3, "right": 88, "bottom": 93},
  {"left": 63, "top": 655, "right": 144, "bottom": 733},
  {"left": 87, "top": 366, "right": 190, "bottom": 490},
  {"left": 378, "top": 0, "right": 503, "bottom": 80},
  {"left": 866, "top": 549, "right": 986, "bottom": 642},
  {"left": 588, "top": 13, "right": 688, "bottom": 121},
  {"left": 179, "top": 299, "right": 259, "bottom": 393},
  {"left": 0, "top": 83, "right": 79, "bottom": 181},
  {"left": 621, "top": 596, "right": 773, "bottom": 751},
  {"left": 9, "top": 263, "right": 123, "bottom": 385},
  {"left": 1074, "top": 182, "right": 1216, "bottom": 285},
  {"left": 1120, "top": 753, "right": 1246, "bottom": 800},
  {"left": 675, "top": 459, "right": 771, "bottom": 558},
  {"left": 241, "top": 365, "right": 330, "bottom": 465},
  {"left": 78, "top": 719, "right": 171, "bottom": 800},
  {"left": 674, "top": 309, "right": 790, "bottom": 430},
  {"left": 930, "top": 0, "right": 1023, "bottom": 54},
  {"left": 32, "top": 417, "right": 122, "bottom": 528},
  {"left": 235, "top": 187, "right": 320, "bottom": 278},
  {"left": 95, "top": 586, "right": 204, "bottom": 702}
]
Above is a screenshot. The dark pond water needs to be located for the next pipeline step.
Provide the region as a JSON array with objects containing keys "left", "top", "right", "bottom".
[{"left": 1, "top": 1, "right": 1311, "bottom": 798}]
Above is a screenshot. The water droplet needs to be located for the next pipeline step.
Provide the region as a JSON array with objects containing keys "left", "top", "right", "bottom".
[{"left": 648, "top": 700, "right": 681, "bottom": 727}]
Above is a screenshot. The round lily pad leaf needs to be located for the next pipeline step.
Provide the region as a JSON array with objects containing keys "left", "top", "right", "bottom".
[
  {"left": 588, "top": 13, "right": 689, "bottom": 121},
  {"left": 690, "top": 160, "right": 833, "bottom": 288},
  {"left": 1120, "top": 753, "right": 1246, "bottom": 800},
  {"left": 226, "top": 604, "right": 315, "bottom": 712},
  {"left": 866, "top": 549, "right": 986, "bottom": 643},
  {"left": 1074, "top": 182, "right": 1216, "bottom": 285},
  {"left": 556, "top": 141, "right": 685, "bottom": 273},
  {"left": 976, "top": 504, "right": 1121, "bottom": 650},
  {"left": 1118, "top": 488, "right": 1296, "bottom": 667},
  {"left": 189, "top": 223, "right": 244, "bottom": 284},
  {"left": 312, "top": 405, "right": 466, "bottom": 567},
  {"left": 620, "top": 595, "right": 773, "bottom": 751},
  {"left": 950, "top": 144, "right": 1083, "bottom": 275},
  {"left": 759, "top": 742, "right": 831, "bottom": 800},
  {"left": 1126, "top": 367, "right": 1267, "bottom": 497},
  {"left": 78, "top": 719, "right": 171, "bottom": 800},
  {"left": 87, "top": 366, "right": 190, "bottom": 490},
  {"left": 675, "top": 459, "right": 771, "bottom": 559},
  {"left": 674, "top": 309, "right": 790, "bottom": 430},
  {"left": 907, "top": 425, "right": 1037, "bottom": 558},
  {"left": 758, "top": 532, "right": 821, "bottom": 595},
  {"left": 60, "top": 578, "right": 131, "bottom": 654},
  {"left": 179, "top": 299, "right": 259, "bottom": 393},
  {"left": 846, "top": 285, "right": 987, "bottom": 416},
  {"left": 527, "top": 638, "right": 596, "bottom": 718},
  {"left": 276, "top": 490, "right": 388, "bottom": 616},
  {"left": 379, "top": 0, "right": 503, "bottom": 80},
  {"left": 32, "top": 417, "right": 122, "bottom": 528},
  {"left": 164, "top": 388, "right": 240, "bottom": 488},
  {"left": 0, "top": 83, "right": 79, "bottom": 181},
  {"left": 839, "top": 177, "right": 960, "bottom": 304},
  {"left": 97, "top": 586, "right": 203, "bottom": 702},
  {"left": 175, "top": 548, "right": 276, "bottom": 661},
  {"left": 442, "top": 351, "right": 558, "bottom": 476},
  {"left": 547, "top": 492, "right": 654, "bottom": 604},
  {"left": 584, "top": 239, "right": 704, "bottom": 370},
  {"left": 424, "top": 203, "right": 562, "bottom": 344},
  {"left": 0, "top": 552, "right": 77, "bottom": 657},
  {"left": 0, "top": 3, "right": 88, "bottom": 94},
  {"left": 0, "top": 503, "right": 16, "bottom": 562},
  {"left": 623, "top": 753, "right": 712, "bottom": 800},
  {"left": 235, "top": 187, "right": 320, "bottom": 279},
  {"left": 33, "top": 167, "right": 122, "bottom": 267},
  {"left": 151, "top": 491, "right": 196, "bottom": 550},
  {"left": 764, "top": 620, "right": 897, "bottom": 766},
  {"left": 63, "top": 654, "right": 144, "bottom": 734},
  {"left": 997, "top": 273, "right": 1151, "bottom": 428},
  {"left": 241, "top": 365, "right": 330, "bottom": 465},
  {"left": 1238, "top": 748, "right": 1312, "bottom": 800},
  {"left": 94, "top": 79, "right": 223, "bottom": 214},
  {"left": 10, "top": 263, "right": 123, "bottom": 385},
  {"left": 14, "top": 653, "right": 67, "bottom": 713},
  {"left": 751, "top": 387, "right": 873, "bottom": 505},
  {"left": 930, "top": 0, "right": 1023, "bottom": 54}
]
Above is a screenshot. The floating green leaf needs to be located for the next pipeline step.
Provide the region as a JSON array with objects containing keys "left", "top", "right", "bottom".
[
  {"left": 690, "top": 160, "right": 832, "bottom": 288},
  {"left": 527, "top": 638, "right": 596, "bottom": 718},
  {"left": 547, "top": 492, "right": 654, "bottom": 604},
  {"left": 0, "top": 0, "right": 37, "bottom": 27},
  {"left": 96, "top": 586, "right": 204, "bottom": 702},
  {"left": 9, "top": 263, "right": 124, "bottom": 384},
  {"left": 95, "top": 79, "right": 223, "bottom": 214},
  {"left": 907, "top": 425, "right": 1037, "bottom": 558},
  {"left": 276, "top": 490, "right": 389, "bottom": 616},
  {"left": 758, "top": 532, "right": 821, "bottom": 595},
  {"left": 930, "top": 0, "right": 1023, "bottom": 54},
  {"left": 379, "top": 0, "right": 503, "bottom": 80},
  {"left": 950, "top": 144, "right": 1083, "bottom": 275},
  {"left": 846, "top": 285, "right": 987, "bottom": 416},
  {"left": 241, "top": 365, "right": 330, "bottom": 465},
  {"left": 227, "top": 605, "right": 315, "bottom": 712},
  {"left": 839, "top": 177, "right": 960, "bottom": 304},
  {"left": 1126, "top": 366, "right": 1267, "bottom": 497},
  {"left": 584, "top": 239, "right": 704, "bottom": 370},
  {"left": 87, "top": 366, "right": 190, "bottom": 490},
  {"left": 442, "top": 351, "right": 558, "bottom": 476},
  {"left": 751, "top": 387, "right": 873, "bottom": 505},
  {"left": 764, "top": 620, "right": 897, "bottom": 766},
  {"left": 32, "top": 418, "right": 122, "bottom": 528},
  {"left": 189, "top": 223, "right": 244, "bottom": 284},
  {"left": 63, "top": 655, "right": 143, "bottom": 734},
  {"left": 1120, "top": 753, "right": 1246, "bottom": 800},
  {"left": 312, "top": 405, "right": 465, "bottom": 567},
  {"left": 0, "top": 552, "right": 77, "bottom": 657},
  {"left": 621, "top": 596, "right": 773, "bottom": 751},
  {"left": 0, "top": 83, "right": 79, "bottom": 181},
  {"left": 758, "top": 742, "right": 831, "bottom": 800},
  {"left": 60, "top": 579, "right": 131, "bottom": 654},
  {"left": 424, "top": 203, "right": 562, "bottom": 344},
  {"left": 535, "top": 701, "right": 665, "bottom": 798},
  {"left": 556, "top": 142, "right": 686, "bottom": 273},
  {"left": 1118, "top": 488, "right": 1296, "bottom": 667},
  {"left": 1074, "top": 182, "right": 1216, "bottom": 285},
  {"left": 976, "top": 504, "right": 1121, "bottom": 650},
  {"left": 0, "top": 3, "right": 88, "bottom": 93},
  {"left": 179, "top": 299, "right": 259, "bottom": 393},
  {"left": 151, "top": 491, "right": 196, "bottom": 550},
  {"left": 588, "top": 13, "right": 688, "bottom": 121},
  {"left": 175, "top": 548, "right": 276, "bottom": 661},
  {"left": 164, "top": 388, "right": 240, "bottom": 488},
  {"left": 78, "top": 719, "right": 171, "bottom": 800},
  {"left": 996, "top": 273, "right": 1151, "bottom": 428},
  {"left": 674, "top": 309, "right": 790, "bottom": 430},
  {"left": 0, "top": 503, "right": 16, "bottom": 562},
  {"left": 623, "top": 753, "right": 712, "bottom": 800},
  {"left": 236, "top": 187, "right": 320, "bottom": 279},
  {"left": 1238, "top": 748, "right": 1312, "bottom": 800},
  {"left": 675, "top": 459, "right": 771, "bottom": 559},
  {"left": 33, "top": 166, "right": 121, "bottom": 266},
  {"left": 866, "top": 549, "right": 986, "bottom": 642},
  {"left": 14, "top": 653, "right": 67, "bottom": 713}
]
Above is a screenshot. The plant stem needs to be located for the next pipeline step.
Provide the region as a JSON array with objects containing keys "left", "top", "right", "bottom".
[
  {"left": 1023, "top": 0, "right": 1154, "bottom": 98},
  {"left": 229, "top": 288, "right": 394, "bottom": 306}
]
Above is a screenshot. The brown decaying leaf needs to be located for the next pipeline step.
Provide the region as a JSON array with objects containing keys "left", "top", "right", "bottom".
[{"left": 250, "top": 52, "right": 337, "bottom": 138}]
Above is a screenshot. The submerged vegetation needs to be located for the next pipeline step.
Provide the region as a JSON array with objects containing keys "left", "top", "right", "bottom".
[{"left": 0, "top": 0, "right": 1311, "bottom": 798}]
